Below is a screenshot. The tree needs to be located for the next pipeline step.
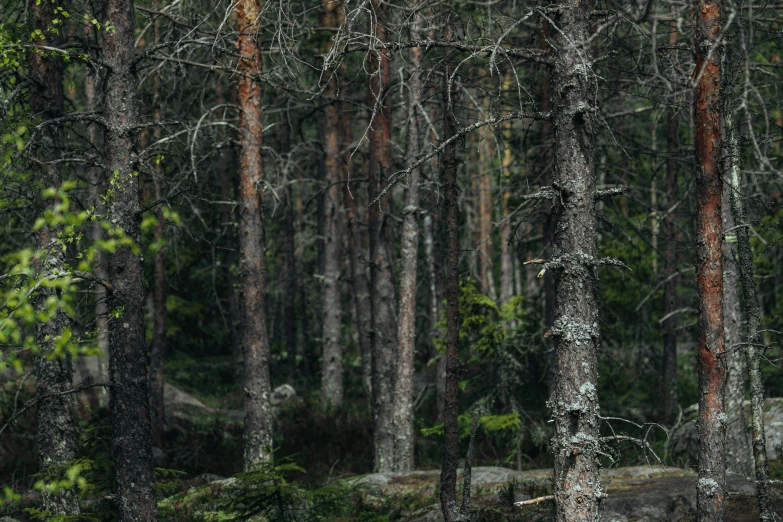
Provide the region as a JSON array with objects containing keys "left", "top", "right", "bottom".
[
  {"left": 693, "top": 1, "right": 727, "bottom": 520},
  {"left": 103, "top": 0, "right": 159, "bottom": 518},
  {"left": 368, "top": 0, "right": 397, "bottom": 473},
  {"left": 29, "top": 0, "right": 80, "bottom": 516},
  {"left": 548, "top": 1, "right": 603, "bottom": 520},
  {"left": 391, "top": 6, "right": 424, "bottom": 473},
  {"left": 319, "top": 0, "right": 344, "bottom": 409},
  {"left": 726, "top": 75, "right": 778, "bottom": 522},
  {"left": 235, "top": 0, "right": 273, "bottom": 469},
  {"left": 438, "top": 13, "right": 461, "bottom": 519}
]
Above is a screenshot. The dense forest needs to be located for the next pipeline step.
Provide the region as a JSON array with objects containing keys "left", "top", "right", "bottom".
[{"left": 1, "top": 0, "right": 783, "bottom": 520}]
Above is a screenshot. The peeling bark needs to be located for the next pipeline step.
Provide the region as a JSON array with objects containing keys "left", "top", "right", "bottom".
[
  {"left": 548, "top": 2, "right": 602, "bottom": 520},
  {"left": 29, "top": 0, "right": 80, "bottom": 515},
  {"left": 392, "top": 11, "right": 423, "bottom": 472},
  {"left": 103, "top": 0, "right": 159, "bottom": 518},
  {"left": 693, "top": 2, "right": 727, "bottom": 520},
  {"left": 368, "top": 0, "right": 398, "bottom": 473},
  {"left": 235, "top": 0, "right": 273, "bottom": 469}
]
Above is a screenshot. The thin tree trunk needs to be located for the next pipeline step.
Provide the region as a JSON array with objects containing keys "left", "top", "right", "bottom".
[
  {"left": 722, "top": 177, "right": 751, "bottom": 476},
  {"left": 500, "top": 106, "right": 514, "bottom": 305},
  {"left": 103, "top": 0, "right": 159, "bottom": 519},
  {"left": 148, "top": 6, "right": 167, "bottom": 449},
  {"left": 280, "top": 116, "right": 298, "bottom": 382},
  {"left": 693, "top": 2, "right": 727, "bottom": 520},
  {"left": 425, "top": 211, "right": 445, "bottom": 423},
  {"left": 549, "top": 2, "right": 602, "bottom": 520},
  {"left": 726, "top": 96, "right": 778, "bottom": 522},
  {"left": 29, "top": 0, "right": 80, "bottom": 515},
  {"left": 343, "top": 174, "right": 372, "bottom": 400},
  {"left": 662, "top": 96, "right": 679, "bottom": 423},
  {"left": 538, "top": 20, "right": 557, "bottom": 395},
  {"left": 478, "top": 127, "right": 495, "bottom": 300},
  {"left": 392, "top": 11, "right": 423, "bottom": 472},
  {"left": 439, "top": 18, "right": 461, "bottom": 522},
  {"left": 216, "top": 78, "right": 243, "bottom": 381},
  {"left": 85, "top": 12, "right": 109, "bottom": 411},
  {"left": 319, "top": 0, "right": 344, "bottom": 409},
  {"left": 235, "top": 0, "right": 273, "bottom": 469},
  {"left": 368, "top": 0, "right": 397, "bottom": 473}
]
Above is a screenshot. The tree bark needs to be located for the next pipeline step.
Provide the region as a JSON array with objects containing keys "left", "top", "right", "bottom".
[
  {"left": 392, "top": 11, "right": 423, "bottom": 472},
  {"left": 439, "top": 19, "right": 461, "bottom": 522},
  {"left": 722, "top": 175, "right": 751, "bottom": 476},
  {"left": 29, "top": 0, "right": 80, "bottom": 515},
  {"left": 726, "top": 97, "right": 778, "bottom": 522},
  {"left": 103, "top": 0, "right": 159, "bottom": 519},
  {"left": 368, "top": 0, "right": 398, "bottom": 473},
  {"left": 538, "top": 19, "right": 557, "bottom": 395},
  {"left": 319, "top": 0, "right": 344, "bottom": 409},
  {"left": 549, "top": 2, "right": 602, "bottom": 520},
  {"left": 693, "top": 2, "right": 727, "bottom": 520},
  {"left": 235, "top": 0, "right": 273, "bottom": 469},
  {"left": 84, "top": 12, "right": 109, "bottom": 411}
]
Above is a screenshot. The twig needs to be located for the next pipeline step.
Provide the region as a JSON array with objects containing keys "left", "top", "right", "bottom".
[
  {"left": 0, "top": 381, "right": 112, "bottom": 435},
  {"left": 515, "top": 495, "right": 554, "bottom": 507}
]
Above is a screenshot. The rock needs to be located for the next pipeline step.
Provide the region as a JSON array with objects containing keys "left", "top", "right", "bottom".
[
  {"left": 350, "top": 466, "right": 552, "bottom": 499},
  {"left": 352, "top": 465, "right": 781, "bottom": 521},
  {"left": 270, "top": 384, "right": 297, "bottom": 407},
  {"left": 669, "top": 397, "right": 783, "bottom": 465}
]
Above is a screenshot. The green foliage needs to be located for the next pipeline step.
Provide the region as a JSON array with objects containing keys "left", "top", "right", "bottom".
[
  {"left": 213, "top": 456, "right": 350, "bottom": 522},
  {"left": 421, "top": 412, "right": 520, "bottom": 440}
]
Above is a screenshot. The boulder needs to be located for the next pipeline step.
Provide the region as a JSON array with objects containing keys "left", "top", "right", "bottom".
[{"left": 669, "top": 397, "right": 783, "bottom": 465}]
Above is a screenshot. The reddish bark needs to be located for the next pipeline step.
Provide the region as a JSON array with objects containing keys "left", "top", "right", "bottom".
[
  {"left": 693, "top": 2, "right": 727, "bottom": 520},
  {"left": 235, "top": 0, "right": 273, "bottom": 469}
]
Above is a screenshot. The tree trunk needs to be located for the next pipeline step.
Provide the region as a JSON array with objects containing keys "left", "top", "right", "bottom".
[
  {"left": 693, "top": 2, "right": 727, "bottom": 520},
  {"left": 726, "top": 97, "right": 778, "bottom": 522},
  {"left": 392, "top": 12, "right": 423, "bottom": 472},
  {"left": 149, "top": 8, "right": 167, "bottom": 449},
  {"left": 439, "top": 19, "right": 461, "bottom": 522},
  {"left": 722, "top": 177, "right": 751, "bottom": 476},
  {"left": 216, "top": 78, "right": 243, "bottom": 381},
  {"left": 538, "top": 20, "right": 557, "bottom": 395},
  {"left": 235, "top": 0, "right": 273, "bottom": 469},
  {"left": 368, "top": 0, "right": 398, "bottom": 473},
  {"left": 280, "top": 117, "right": 297, "bottom": 382},
  {"left": 103, "top": 0, "right": 159, "bottom": 519},
  {"left": 29, "top": 1, "right": 80, "bottom": 515},
  {"left": 500, "top": 107, "right": 514, "bottom": 305},
  {"left": 84, "top": 12, "right": 109, "bottom": 411},
  {"left": 662, "top": 100, "right": 679, "bottom": 423},
  {"left": 549, "top": 2, "right": 602, "bottom": 520},
  {"left": 319, "top": 0, "right": 344, "bottom": 409}
]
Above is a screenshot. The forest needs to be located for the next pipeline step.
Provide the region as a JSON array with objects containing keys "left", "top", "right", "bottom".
[{"left": 1, "top": 0, "right": 783, "bottom": 520}]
